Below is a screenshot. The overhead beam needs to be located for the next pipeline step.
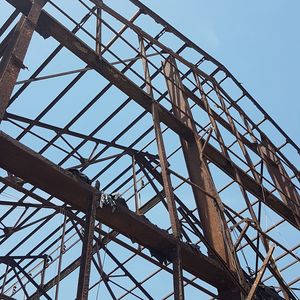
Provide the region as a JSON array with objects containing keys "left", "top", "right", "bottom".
[
  {"left": 5, "top": 112, "right": 158, "bottom": 161},
  {"left": 4, "top": 0, "right": 299, "bottom": 230},
  {"left": 128, "top": 0, "right": 300, "bottom": 155},
  {"left": 0, "top": 130, "right": 230, "bottom": 289}
]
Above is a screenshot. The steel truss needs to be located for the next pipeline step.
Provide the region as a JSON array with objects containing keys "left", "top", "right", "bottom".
[{"left": 0, "top": 0, "right": 299, "bottom": 299}]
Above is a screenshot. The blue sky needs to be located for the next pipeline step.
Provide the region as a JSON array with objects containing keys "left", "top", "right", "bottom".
[
  {"left": 148, "top": 0, "right": 300, "bottom": 143},
  {"left": 0, "top": 0, "right": 299, "bottom": 299},
  {"left": 1, "top": 0, "right": 298, "bottom": 143}
]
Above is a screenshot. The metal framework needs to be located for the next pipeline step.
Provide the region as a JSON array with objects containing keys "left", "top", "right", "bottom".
[{"left": 0, "top": 0, "right": 299, "bottom": 299}]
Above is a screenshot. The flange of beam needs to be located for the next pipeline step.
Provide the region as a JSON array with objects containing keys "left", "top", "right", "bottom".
[
  {"left": 0, "top": 130, "right": 230, "bottom": 289},
  {"left": 4, "top": 0, "right": 299, "bottom": 230}
]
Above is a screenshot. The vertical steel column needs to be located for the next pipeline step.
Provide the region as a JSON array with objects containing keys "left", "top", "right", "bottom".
[
  {"left": 55, "top": 214, "right": 67, "bottom": 300},
  {"left": 132, "top": 155, "right": 140, "bottom": 214},
  {"left": 95, "top": 0, "right": 103, "bottom": 56},
  {"left": 163, "top": 57, "right": 245, "bottom": 298},
  {"left": 76, "top": 195, "right": 97, "bottom": 300},
  {"left": 0, "top": 0, "right": 45, "bottom": 120},
  {"left": 139, "top": 37, "right": 154, "bottom": 97},
  {"left": 141, "top": 37, "right": 184, "bottom": 297},
  {"left": 152, "top": 103, "right": 184, "bottom": 300}
]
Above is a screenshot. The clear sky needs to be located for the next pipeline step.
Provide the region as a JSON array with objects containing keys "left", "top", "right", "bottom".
[
  {"left": 147, "top": 0, "right": 300, "bottom": 144},
  {"left": 1, "top": 0, "right": 298, "bottom": 143}
]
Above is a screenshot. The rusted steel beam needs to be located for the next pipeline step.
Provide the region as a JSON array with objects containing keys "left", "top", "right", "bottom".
[
  {"left": 139, "top": 37, "right": 154, "bottom": 97},
  {"left": 152, "top": 103, "right": 184, "bottom": 300},
  {"left": 5, "top": 112, "right": 157, "bottom": 161},
  {"left": 95, "top": 0, "right": 102, "bottom": 55},
  {"left": 135, "top": 134, "right": 250, "bottom": 297},
  {"left": 0, "top": 257, "right": 51, "bottom": 299},
  {"left": 234, "top": 221, "right": 251, "bottom": 250},
  {"left": 0, "top": 0, "right": 45, "bottom": 120},
  {"left": 5, "top": 0, "right": 300, "bottom": 230},
  {"left": 152, "top": 104, "right": 181, "bottom": 237},
  {"left": 246, "top": 245, "right": 275, "bottom": 300},
  {"left": 162, "top": 57, "right": 246, "bottom": 298},
  {"left": 0, "top": 131, "right": 230, "bottom": 289},
  {"left": 259, "top": 134, "right": 300, "bottom": 213},
  {"left": 161, "top": 59, "right": 233, "bottom": 259},
  {"left": 76, "top": 195, "right": 97, "bottom": 300},
  {"left": 129, "top": 0, "right": 300, "bottom": 155}
]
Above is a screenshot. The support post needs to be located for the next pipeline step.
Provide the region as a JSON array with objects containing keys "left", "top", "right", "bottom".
[
  {"left": 152, "top": 103, "right": 184, "bottom": 300},
  {"left": 76, "top": 195, "right": 97, "bottom": 300},
  {"left": 139, "top": 36, "right": 154, "bottom": 97},
  {"left": 54, "top": 214, "right": 67, "bottom": 300},
  {"left": 132, "top": 155, "right": 140, "bottom": 214},
  {"left": 162, "top": 56, "right": 246, "bottom": 298},
  {"left": 95, "top": 0, "right": 103, "bottom": 56}
]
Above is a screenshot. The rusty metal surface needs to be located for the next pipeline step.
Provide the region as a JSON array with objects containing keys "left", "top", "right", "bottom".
[
  {"left": 0, "top": 0, "right": 299, "bottom": 299},
  {"left": 0, "top": 0, "right": 45, "bottom": 120},
  {"left": 0, "top": 131, "right": 229, "bottom": 288},
  {"left": 5, "top": 0, "right": 300, "bottom": 228}
]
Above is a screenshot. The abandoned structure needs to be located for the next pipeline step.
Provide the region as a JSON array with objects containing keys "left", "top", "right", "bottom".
[{"left": 0, "top": 0, "right": 299, "bottom": 299}]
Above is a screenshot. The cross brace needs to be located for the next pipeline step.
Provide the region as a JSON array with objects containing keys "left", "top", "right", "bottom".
[
  {"left": 0, "top": 131, "right": 231, "bottom": 290},
  {"left": 4, "top": 0, "right": 299, "bottom": 230}
]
